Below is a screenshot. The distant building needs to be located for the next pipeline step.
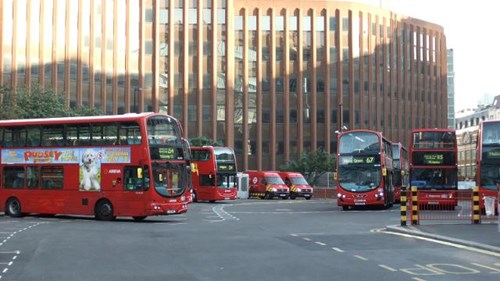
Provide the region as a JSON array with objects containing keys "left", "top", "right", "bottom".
[
  {"left": 0, "top": 0, "right": 449, "bottom": 170},
  {"left": 447, "top": 49, "right": 456, "bottom": 129}
]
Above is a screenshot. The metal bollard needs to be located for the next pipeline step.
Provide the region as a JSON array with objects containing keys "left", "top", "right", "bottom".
[
  {"left": 411, "top": 186, "right": 419, "bottom": 225},
  {"left": 472, "top": 186, "right": 480, "bottom": 224},
  {"left": 400, "top": 188, "right": 407, "bottom": 226}
]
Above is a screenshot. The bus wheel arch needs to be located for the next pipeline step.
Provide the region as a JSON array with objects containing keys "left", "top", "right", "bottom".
[
  {"left": 94, "top": 199, "right": 116, "bottom": 221},
  {"left": 6, "top": 197, "right": 23, "bottom": 217}
]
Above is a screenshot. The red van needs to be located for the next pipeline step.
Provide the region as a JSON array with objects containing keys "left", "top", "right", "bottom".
[
  {"left": 277, "top": 171, "right": 313, "bottom": 200},
  {"left": 244, "top": 170, "right": 290, "bottom": 199}
]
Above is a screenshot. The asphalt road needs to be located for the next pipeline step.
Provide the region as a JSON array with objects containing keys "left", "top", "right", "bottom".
[{"left": 1, "top": 199, "right": 499, "bottom": 281}]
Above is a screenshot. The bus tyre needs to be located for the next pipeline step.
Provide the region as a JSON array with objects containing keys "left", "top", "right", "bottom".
[
  {"left": 290, "top": 194, "right": 297, "bottom": 200},
  {"left": 6, "top": 198, "right": 22, "bottom": 217},
  {"left": 133, "top": 216, "right": 147, "bottom": 221},
  {"left": 342, "top": 205, "right": 349, "bottom": 211},
  {"left": 95, "top": 200, "right": 115, "bottom": 221},
  {"left": 192, "top": 191, "right": 198, "bottom": 202}
]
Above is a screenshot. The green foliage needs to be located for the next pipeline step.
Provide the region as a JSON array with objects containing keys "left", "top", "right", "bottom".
[
  {"left": 279, "top": 148, "right": 336, "bottom": 186},
  {"left": 0, "top": 84, "right": 103, "bottom": 119},
  {"left": 188, "top": 136, "right": 223, "bottom": 146}
]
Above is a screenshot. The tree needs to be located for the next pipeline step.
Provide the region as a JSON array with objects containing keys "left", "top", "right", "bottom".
[
  {"left": 188, "top": 136, "right": 223, "bottom": 146},
  {"left": 0, "top": 83, "right": 102, "bottom": 119},
  {"left": 279, "top": 148, "right": 336, "bottom": 186}
]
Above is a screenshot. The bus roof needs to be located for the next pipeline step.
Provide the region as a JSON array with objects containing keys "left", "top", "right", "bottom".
[{"left": 0, "top": 112, "right": 172, "bottom": 126}]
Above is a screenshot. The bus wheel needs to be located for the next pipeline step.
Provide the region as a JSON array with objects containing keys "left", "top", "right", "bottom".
[
  {"left": 6, "top": 198, "right": 23, "bottom": 217},
  {"left": 342, "top": 206, "right": 349, "bottom": 211},
  {"left": 95, "top": 200, "right": 115, "bottom": 221},
  {"left": 192, "top": 191, "right": 198, "bottom": 202},
  {"left": 133, "top": 216, "right": 147, "bottom": 221},
  {"left": 290, "top": 194, "right": 297, "bottom": 200}
]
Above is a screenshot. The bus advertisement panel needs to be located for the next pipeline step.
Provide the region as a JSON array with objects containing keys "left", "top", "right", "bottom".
[
  {"left": 477, "top": 120, "right": 500, "bottom": 215},
  {"left": 190, "top": 146, "right": 238, "bottom": 202},
  {"left": 336, "top": 130, "right": 395, "bottom": 210},
  {"left": 0, "top": 113, "right": 191, "bottom": 221},
  {"left": 392, "top": 142, "right": 409, "bottom": 203},
  {"left": 409, "top": 128, "right": 458, "bottom": 208}
]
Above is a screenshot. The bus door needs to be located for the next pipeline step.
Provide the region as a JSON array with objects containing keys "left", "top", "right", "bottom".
[{"left": 119, "top": 166, "right": 149, "bottom": 214}]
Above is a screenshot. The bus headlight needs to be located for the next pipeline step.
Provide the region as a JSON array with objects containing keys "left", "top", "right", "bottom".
[
  {"left": 338, "top": 193, "right": 346, "bottom": 200},
  {"left": 296, "top": 188, "right": 302, "bottom": 192},
  {"left": 272, "top": 188, "right": 277, "bottom": 192},
  {"left": 375, "top": 192, "right": 384, "bottom": 200}
]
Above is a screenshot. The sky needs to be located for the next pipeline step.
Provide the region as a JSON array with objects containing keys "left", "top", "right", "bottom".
[{"left": 353, "top": 0, "right": 500, "bottom": 112}]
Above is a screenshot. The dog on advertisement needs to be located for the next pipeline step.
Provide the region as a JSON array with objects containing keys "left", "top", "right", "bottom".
[{"left": 80, "top": 149, "right": 101, "bottom": 191}]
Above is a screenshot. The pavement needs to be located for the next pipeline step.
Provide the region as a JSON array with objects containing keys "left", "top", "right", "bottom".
[{"left": 385, "top": 221, "right": 500, "bottom": 254}]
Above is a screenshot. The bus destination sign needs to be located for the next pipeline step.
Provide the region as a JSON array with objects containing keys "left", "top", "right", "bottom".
[
  {"left": 217, "top": 164, "right": 236, "bottom": 171},
  {"left": 351, "top": 155, "right": 379, "bottom": 164},
  {"left": 423, "top": 153, "right": 444, "bottom": 165},
  {"left": 150, "top": 147, "right": 182, "bottom": 160},
  {"left": 412, "top": 152, "right": 455, "bottom": 166}
]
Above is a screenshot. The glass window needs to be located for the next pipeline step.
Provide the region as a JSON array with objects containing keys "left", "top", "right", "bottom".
[
  {"left": 41, "top": 166, "right": 64, "bottom": 189},
  {"left": 27, "top": 166, "right": 40, "bottom": 189},
  {"left": 3, "top": 167, "right": 25, "bottom": 189}
]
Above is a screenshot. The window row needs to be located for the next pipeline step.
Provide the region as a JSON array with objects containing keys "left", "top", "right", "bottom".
[
  {"left": 0, "top": 122, "right": 142, "bottom": 148},
  {"left": 3, "top": 166, "right": 64, "bottom": 190}
]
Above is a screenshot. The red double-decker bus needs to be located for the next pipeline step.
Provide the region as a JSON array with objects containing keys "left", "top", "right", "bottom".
[
  {"left": 409, "top": 128, "right": 458, "bottom": 208},
  {"left": 392, "top": 142, "right": 409, "bottom": 203},
  {"left": 190, "top": 146, "right": 238, "bottom": 202},
  {"left": 336, "top": 129, "right": 395, "bottom": 210},
  {"left": 476, "top": 120, "right": 500, "bottom": 214},
  {"left": 0, "top": 113, "right": 191, "bottom": 221}
]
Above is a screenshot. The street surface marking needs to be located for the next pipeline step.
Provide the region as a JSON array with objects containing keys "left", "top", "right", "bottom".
[
  {"left": 382, "top": 229, "right": 500, "bottom": 258},
  {"left": 471, "top": 263, "right": 500, "bottom": 273},
  {"left": 315, "top": 242, "right": 326, "bottom": 246},
  {"left": 354, "top": 255, "right": 369, "bottom": 261},
  {"left": 332, "top": 247, "right": 345, "bottom": 253},
  {"left": 379, "top": 264, "right": 397, "bottom": 272}
]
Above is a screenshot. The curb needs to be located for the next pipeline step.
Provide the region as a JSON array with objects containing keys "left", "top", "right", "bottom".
[{"left": 385, "top": 225, "right": 500, "bottom": 254}]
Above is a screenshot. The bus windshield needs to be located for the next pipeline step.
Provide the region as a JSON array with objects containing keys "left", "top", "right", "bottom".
[
  {"left": 339, "top": 132, "right": 380, "bottom": 154},
  {"left": 152, "top": 164, "right": 186, "bottom": 197},
  {"left": 410, "top": 168, "right": 458, "bottom": 190},
  {"left": 147, "top": 116, "right": 182, "bottom": 144},
  {"left": 216, "top": 174, "right": 237, "bottom": 189},
  {"left": 479, "top": 164, "right": 500, "bottom": 191},
  {"left": 412, "top": 131, "right": 456, "bottom": 149},
  {"left": 338, "top": 164, "right": 381, "bottom": 192}
]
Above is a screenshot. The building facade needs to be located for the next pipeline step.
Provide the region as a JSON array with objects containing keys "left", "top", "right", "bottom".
[{"left": 0, "top": 0, "right": 448, "bottom": 170}]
